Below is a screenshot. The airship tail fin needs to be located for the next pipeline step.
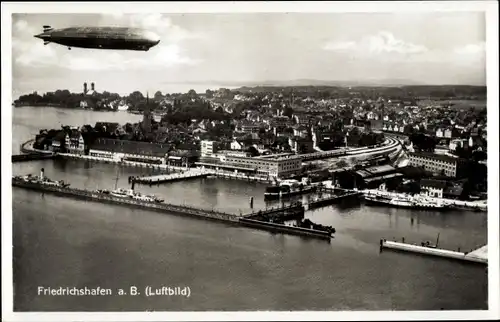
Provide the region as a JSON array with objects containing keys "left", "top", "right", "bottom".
[{"left": 43, "top": 25, "right": 53, "bottom": 32}]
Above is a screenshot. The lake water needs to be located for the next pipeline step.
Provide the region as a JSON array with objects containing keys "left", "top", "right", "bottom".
[{"left": 10, "top": 106, "right": 488, "bottom": 311}]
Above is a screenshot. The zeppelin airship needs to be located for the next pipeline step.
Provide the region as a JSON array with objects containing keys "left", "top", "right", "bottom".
[{"left": 34, "top": 26, "right": 160, "bottom": 51}]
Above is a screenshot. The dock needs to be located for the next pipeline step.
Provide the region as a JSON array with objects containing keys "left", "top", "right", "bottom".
[
  {"left": 380, "top": 239, "right": 488, "bottom": 265},
  {"left": 306, "top": 189, "right": 362, "bottom": 210},
  {"left": 12, "top": 153, "right": 58, "bottom": 162},
  {"left": 12, "top": 178, "right": 332, "bottom": 241},
  {"left": 244, "top": 202, "right": 305, "bottom": 221},
  {"left": 133, "top": 169, "right": 210, "bottom": 184},
  {"left": 12, "top": 179, "right": 239, "bottom": 224}
]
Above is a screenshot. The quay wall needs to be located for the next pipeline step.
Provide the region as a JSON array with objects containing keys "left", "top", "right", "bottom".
[
  {"left": 239, "top": 218, "right": 332, "bottom": 240},
  {"left": 12, "top": 180, "right": 239, "bottom": 224}
]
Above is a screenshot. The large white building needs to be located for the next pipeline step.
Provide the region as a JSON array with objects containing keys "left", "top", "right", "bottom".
[
  {"left": 201, "top": 140, "right": 216, "bottom": 157},
  {"left": 408, "top": 152, "right": 467, "bottom": 178},
  {"left": 197, "top": 143, "right": 302, "bottom": 179}
]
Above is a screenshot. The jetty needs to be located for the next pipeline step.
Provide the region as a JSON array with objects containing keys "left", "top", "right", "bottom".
[
  {"left": 12, "top": 177, "right": 333, "bottom": 241},
  {"left": 240, "top": 202, "right": 334, "bottom": 240},
  {"left": 132, "top": 169, "right": 210, "bottom": 184},
  {"left": 380, "top": 239, "right": 488, "bottom": 265},
  {"left": 12, "top": 178, "right": 239, "bottom": 224},
  {"left": 306, "top": 188, "right": 362, "bottom": 210},
  {"left": 244, "top": 202, "right": 305, "bottom": 221},
  {"left": 12, "top": 153, "right": 58, "bottom": 162}
]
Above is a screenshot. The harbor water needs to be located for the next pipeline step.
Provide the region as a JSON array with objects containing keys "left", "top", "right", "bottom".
[{"left": 11, "top": 106, "right": 488, "bottom": 311}]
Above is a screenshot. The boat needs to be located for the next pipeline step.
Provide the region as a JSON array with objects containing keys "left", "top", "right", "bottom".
[
  {"left": 107, "top": 188, "right": 164, "bottom": 203},
  {"left": 264, "top": 179, "right": 316, "bottom": 199},
  {"left": 13, "top": 169, "right": 70, "bottom": 188},
  {"left": 103, "top": 171, "right": 164, "bottom": 203},
  {"left": 364, "top": 193, "right": 450, "bottom": 210}
]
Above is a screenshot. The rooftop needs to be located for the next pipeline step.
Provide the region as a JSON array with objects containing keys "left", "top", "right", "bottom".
[
  {"left": 408, "top": 151, "right": 465, "bottom": 163},
  {"left": 90, "top": 138, "right": 171, "bottom": 157},
  {"left": 421, "top": 178, "right": 448, "bottom": 189}
]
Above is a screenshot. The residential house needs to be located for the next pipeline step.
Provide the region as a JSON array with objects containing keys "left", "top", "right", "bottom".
[
  {"left": 293, "top": 125, "right": 309, "bottom": 138},
  {"left": 65, "top": 130, "right": 86, "bottom": 155},
  {"left": 50, "top": 131, "right": 67, "bottom": 152},
  {"left": 289, "top": 136, "right": 314, "bottom": 154},
  {"left": 420, "top": 179, "right": 447, "bottom": 198},
  {"left": 436, "top": 128, "right": 444, "bottom": 138},
  {"left": 230, "top": 140, "right": 245, "bottom": 151}
]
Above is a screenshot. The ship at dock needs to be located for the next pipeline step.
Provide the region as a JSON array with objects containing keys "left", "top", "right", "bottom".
[
  {"left": 363, "top": 192, "right": 450, "bottom": 210},
  {"left": 94, "top": 172, "right": 164, "bottom": 203},
  {"left": 12, "top": 168, "right": 70, "bottom": 188},
  {"left": 95, "top": 187, "right": 164, "bottom": 203},
  {"left": 264, "top": 179, "right": 316, "bottom": 200}
]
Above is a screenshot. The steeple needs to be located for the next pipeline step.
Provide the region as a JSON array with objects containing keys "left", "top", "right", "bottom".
[{"left": 142, "top": 91, "right": 152, "bottom": 133}]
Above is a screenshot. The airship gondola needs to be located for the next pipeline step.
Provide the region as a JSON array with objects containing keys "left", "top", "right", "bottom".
[{"left": 34, "top": 26, "right": 160, "bottom": 51}]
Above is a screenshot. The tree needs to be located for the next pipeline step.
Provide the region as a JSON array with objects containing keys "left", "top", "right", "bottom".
[
  {"left": 154, "top": 91, "right": 163, "bottom": 101},
  {"left": 187, "top": 89, "right": 198, "bottom": 99},
  {"left": 205, "top": 89, "right": 214, "bottom": 99}
]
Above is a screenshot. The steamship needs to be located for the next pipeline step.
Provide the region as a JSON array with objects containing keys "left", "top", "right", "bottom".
[
  {"left": 12, "top": 168, "right": 70, "bottom": 188},
  {"left": 94, "top": 175, "right": 164, "bottom": 203}
]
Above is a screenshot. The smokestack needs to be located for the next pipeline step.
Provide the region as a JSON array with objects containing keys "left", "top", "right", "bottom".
[
  {"left": 91, "top": 82, "right": 95, "bottom": 91},
  {"left": 40, "top": 168, "right": 45, "bottom": 180},
  {"left": 131, "top": 181, "right": 135, "bottom": 191},
  {"left": 83, "top": 82, "right": 87, "bottom": 93}
]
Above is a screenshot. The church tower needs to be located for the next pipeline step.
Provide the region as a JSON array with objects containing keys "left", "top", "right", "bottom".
[{"left": 142, "top": 92, "right": 152, "bottom": 133}]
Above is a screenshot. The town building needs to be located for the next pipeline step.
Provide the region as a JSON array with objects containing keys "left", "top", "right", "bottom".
[
  {"left": 88, "top": 138, "right": 171, "bottom": 164},
  {"left": 201, "top": 140, "right": 216, "bottom": 157},
  {"left": 50, "top": 131, "right": 67, "bottom": 152},
  {"left": 196, "top": 149, "right": 302, "bottom": 179},
  {"left": 408, "top": 152, "right": 468, "bottom": 178},
  {"left": 420, "top": 179, "right": 447, "bottom": 198},
  {"left": 65, "top": 130, "right": 85, "bottom": 155},
  {"left": 353, "top": 164, "right": 403, "bottom": 190}
]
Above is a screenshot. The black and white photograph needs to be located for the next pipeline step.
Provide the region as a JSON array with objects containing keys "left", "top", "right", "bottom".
[{"left": 2, "top": 1, "right": 499, "bottom": 321}]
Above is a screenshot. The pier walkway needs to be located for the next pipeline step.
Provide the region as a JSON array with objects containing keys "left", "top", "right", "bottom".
[
  {"left": 12, "top": 179, "right": 239, "bottom": 223},
  {"left": 133, "top": 169, "right": 210, "bottom": 184},
  {"left": 380, "top": 239, "right": 488, "bottom": 265}
]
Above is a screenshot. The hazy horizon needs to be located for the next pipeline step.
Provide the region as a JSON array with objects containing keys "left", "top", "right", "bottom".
[{"left": 12, "top": 12, "right": 487, "bottom": 96}]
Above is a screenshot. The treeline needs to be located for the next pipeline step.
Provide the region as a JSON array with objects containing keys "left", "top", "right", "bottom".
[
  {"left": 233, "top": 85, "right": 486, "bottom": 100},
  {"left": 15, "top": 89, "right": 122, "bottom": 109}
]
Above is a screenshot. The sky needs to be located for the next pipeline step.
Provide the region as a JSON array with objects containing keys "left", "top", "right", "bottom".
[{"left": 11, "top": 12, "right": 487, "bottom": 96}]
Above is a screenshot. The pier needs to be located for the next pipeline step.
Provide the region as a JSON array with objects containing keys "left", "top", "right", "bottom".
[
  {"left": 306, "top": 189, "right": 362, "bottom": 210},
  {"left": 380, "top": 239, "right": 488, "bottom": 265},
  {"left": 12, "top": 179, "right": 239, "bottom": 224},
  {"left": 132, "top": 169, "right": 210, "bottom": 184},
  {"left": 12, "top": 153, "right": 58, "bottom": 162},
  {"left": 244, "top": 202, "right": 305, "bottom": 221},
  {"left": 12, "top": 178, "right": 333, "bottom": 240},
  {"left": 240, "top": 203, "right": 334, "bottom": 240}
]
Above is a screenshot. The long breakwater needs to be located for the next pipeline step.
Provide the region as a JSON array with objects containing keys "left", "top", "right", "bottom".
[
  {"left": 12, "top": 179, "right": 334, "bottom": 240},
  {"left": 12, "top": 179, "right": 239, "bottom": 224}
]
